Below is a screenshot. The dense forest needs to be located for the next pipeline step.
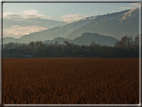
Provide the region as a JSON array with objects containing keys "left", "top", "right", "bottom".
[{"left": 2, "top": 35, "right": 140, "bottom": 58}]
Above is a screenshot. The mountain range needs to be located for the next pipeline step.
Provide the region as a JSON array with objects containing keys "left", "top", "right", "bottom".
[{"left": 3, "top": 8, "right": 139, "bottom": 46}]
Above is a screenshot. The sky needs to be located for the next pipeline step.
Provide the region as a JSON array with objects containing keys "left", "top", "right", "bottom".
[
  {"left": 3, "top": 3, "right": 139, "bottom": 22},
  {"left": 2, "top": 1, "right": 141, "bottom": 38}
]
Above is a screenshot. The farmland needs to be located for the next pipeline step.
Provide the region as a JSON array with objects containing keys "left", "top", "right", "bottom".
[{"left": 3, "top": 58, "right": 139, "bottom": 104}]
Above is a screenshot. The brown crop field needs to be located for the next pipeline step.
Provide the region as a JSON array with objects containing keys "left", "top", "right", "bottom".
[{"left": 3, "top": 58, "right": 139, "bottom": 104}]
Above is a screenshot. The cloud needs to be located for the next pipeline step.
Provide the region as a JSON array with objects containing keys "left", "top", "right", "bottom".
[
  {"left": 3, "top": 10, "right": 51, "bottom": 20},
  {"left": 3, "top": 25, "right": 48, "bottom": 38},
  {"left": 119, "top": 2, "right": 141, "bottom": 22},
  {"left": 119, "top": 6, "right": 139, "bottom": 22},
  {"left": 119, "top": 7, "right": 132, "bottom": 9},
  {"left": 128, "top": 3, "right": 139, "bottom": 7},
  {"left": 119, "top": 3, "right": 140, "bottom": 10},
  {"left": 61, "top": 14, "right": 88, "bottom": 23}
]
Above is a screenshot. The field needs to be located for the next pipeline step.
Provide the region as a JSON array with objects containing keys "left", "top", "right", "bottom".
[{"left": 3, "top": 58, "right": 139, "bottom": 104}]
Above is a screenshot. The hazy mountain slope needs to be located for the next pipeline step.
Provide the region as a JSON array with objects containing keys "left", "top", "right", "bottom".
[
  {"left": 67, "top": 8, "right": 139, "bottom": 40},
  {"left": 43, "top": 32, "right": 118, "bottom": 46},
  {"left": 18, "top": 18, "right": 93, "bottom": 43},
  {"left": 19, "top": 26, "right": 61, "bottom": 42}
]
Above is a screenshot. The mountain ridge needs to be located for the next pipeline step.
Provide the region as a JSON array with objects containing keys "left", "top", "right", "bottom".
[{"left": 67, "top": 8, "right": 139, "bottom": 40}]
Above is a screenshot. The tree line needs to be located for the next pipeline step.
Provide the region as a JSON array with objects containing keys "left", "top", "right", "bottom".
[{"left": 2, "top": 35, "right": 140, "bottom": 58}]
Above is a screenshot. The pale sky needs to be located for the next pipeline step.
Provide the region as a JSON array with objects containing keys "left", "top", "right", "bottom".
[
  {"left": 2, "top": 1, "right": 141, "bottom": 38},
  {"left": 3, "top": 3, "right": 139, "bottom": 21}
]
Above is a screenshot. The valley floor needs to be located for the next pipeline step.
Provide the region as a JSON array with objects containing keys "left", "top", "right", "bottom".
[{"left": 2, "top": 58, "right": 139, "bottom": 104}]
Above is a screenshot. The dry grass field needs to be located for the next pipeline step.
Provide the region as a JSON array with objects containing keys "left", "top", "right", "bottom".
[{"left": 3, "top": 58, "right": 139, "bottom": 104}]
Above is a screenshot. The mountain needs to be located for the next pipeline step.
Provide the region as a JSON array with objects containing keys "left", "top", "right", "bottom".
[
  {"left": 3, "top": 8, "right": 139, "bottom": 44},
  {"left": 43, "top": 32, "right": 118, "bottom": 46},
  {"left": 73, "top": 32, "right": 118, "bottom": 46},
  {"left": 67, "top": 8, "right": 139, "bottom": 40},
  {"left": 16, "top": 17, "right": 94, "bottom": 43}
]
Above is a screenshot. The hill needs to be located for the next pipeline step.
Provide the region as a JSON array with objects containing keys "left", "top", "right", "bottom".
[{"left": 43, "top": 32, "right": 118, "bottom": 46}]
